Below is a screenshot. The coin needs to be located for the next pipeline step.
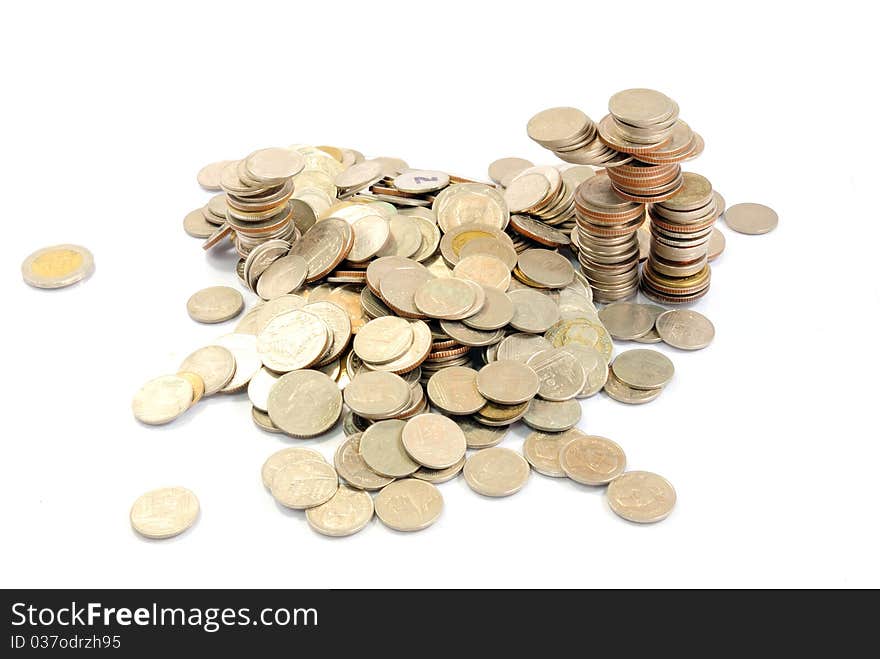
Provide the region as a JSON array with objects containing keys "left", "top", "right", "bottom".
[
  {"left": 344, "top": 371, "right": 411, "bottom": 419},
  {"left": 496, "top": 333, "right": 553, "bottom": 362},
  {"left": 365, "top": 319, "right": 432, "bottom": 374},
  {"left": 212, "top": 333, "right": 262, "bottom": 392},
  {"left": 463, "top": 447, "right": 530, "bottom": 497},
  {"left": 474, "top": 400, "right": 530, "bottom": 426},
  {"left": 252, "top": 407, "right": 282, "bottom": 433},
  {"left": 401, "top": 413, "right": 467, "bottom": 469},
  {"left": 379, "top": 264, "right": 432, "bottom": 317},
  {"left": 374, "top": 479, "right": 443, "bottom": 532},
  {"left": 247, "top": 367, "right": 279, "bottom": 411},
  {"left": 186, "top": 286, "right": 244, "bottom": 324},
  {"left": 256, "top": 309, "right": 330, "bottom": 372},
  {"left": 488, "top": 157, "right": 534, "bottom": 186},
  {"left": 376, "top": 215, "right": 423, "bottom": 259},
  {"left": 305, "top": 485, "right": 374, "bottom": 537},
  {"left": 517, "top": 249, "right": 574, "bottom": 288},
  {"left": 348, "top": 215, "right": 391, "bottom": 262},
  {"left": 359, "top": 419, "right": 420, "bottom": 478},
  {"left": 413, "top": 456, "right": 466, "bottom": 484},
  {"left": 724, "top": 203, "right": 778, "bottom": 235},
  {"left": 611, "top": 349, "right": 674, "bottom": 390},
  {"left": 132, "top": 375, "right": 194, "bottom": 425},
  {"left": 302, "top": 300, "right": 352, "bottom": 364},
  {"left": 354, "top": 316, "right": 413, "bottom": 364},
  {"left": 197, "top": 160, "right": 231, "bottom": 190},
  {"left": 461, "top": 287, "right": 514, "bottom": 330},
  {"left": 655, "top": 309, "right": 715, "bottom": 350},
  {"left": 245, "top": 147, "right": 305, "bottom": 182},
  {"left": 546, "top": 317, "right": 613, "bottom": 362},
  {"left": 433, "top": 183, "right": 509, "bottom": 234},
  {"left": 525, "top": 348, "right": 587, "bottom": 401},
  {"left": 603, "top": 370, "right": 663, "bottom": 404},
  {"left": 559, "top": 435, "right": 626, "bottom": 485},
  {"left": 426, "top": 366, "right": 486, "bottom": 415},
  {"left": 267, "top": 369, "right": 342, "bottom": 437},
  {"left": 130, "top": 487, "right": 199, "bottom": 539},
  {"left": 179, "top": 345, "right": 236, "bottom": 396},
  {"left": 504, "top": 173, "right": 550, "bottom": 213},
  {"left": 453, "top": 254, "right": 511, "bottom": 291},
  {"left": 527, "top": 107, "right": 591, "bottom": 146},
  {"left": 606, "top": 471, "right": 676, "bottom": 523},
  {"left": 476, "top": 360, "right": 540, "bottom": 405},
  {"left": 598, "top": 302, "right": 656, "bottom": 340},
  {"left": 459, "top": 236, "right": 518, "bottom": 270},
  {"left": 183, "top": 208, "right": 215, "bottom": 238},
  {"left": 288, "top": 218, "right": 352, "bottom": 281},
  {"left": 333, "top": 434, "right": 395, "bottom": 491},
  {"left": 558, "top": 343, "right": 608, "bottom": 397},
  {"left": 393, "top": 169, "right": 450, "bottom": 194},
  {"left": 522, "top": 398, "right": 581, "bottom": 432},
  {"left": 334, "top": 160, "right": 383, "bottom": 191},
  {"left": 508, "top": 289, "right": 560, "bottom": 333},
  {"left": 270, "top": 460, "right": 338, "bottom": 510},
  {"left": 21, "top": 244, "right": 95, "bottom": 289},
  {"left": 261, "top": 447, "right": 325, "bottom": 488},
  {"left": 707, "top": 228, "right": 726, "bottom": 261},
  {"left": 414, "top": 277, "right": 476, "bottom": 319},
  {"left": 255, "top": 254, "right": 308, "bottom": 300}
]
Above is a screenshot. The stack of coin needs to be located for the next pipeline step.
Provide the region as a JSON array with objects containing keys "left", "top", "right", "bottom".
[
  {"left": 573, "top": 176, "right": 645, "bottom": 302},
  {"left": 599, "top": 89, "right": 680, "bottom": 155},
  {"left": 362, "top": 169, "right": 452, "bottom": 208},
  {"left": 605, "top": 159, "right": 683, "bottom": 203},
  {"left": 604, "top": 349, "right": 674, "bottom": 405},
  {"left": 526, "top": 107, "right": 630, "bottom": 168},
  {"left": 503, "top": 166, "right": 576, "bottom": 233},
  {"left": 641, "top": 172, "right": 717, "bottom": 304}
]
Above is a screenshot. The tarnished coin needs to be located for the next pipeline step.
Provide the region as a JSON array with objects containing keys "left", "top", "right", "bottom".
[
  {"left": 724, "top": 203, "right": 778, "bottom": 235},
  {"left": 560, "top": 435, "right": 626, "bottom": 485},
  {"left": 256, "top": 310, "right": 329, "bottom": 372},
  {"left": 707, "top": 227, "right": 726, "bottom": 261},
  {"left": 354, "top": 316, "right": 413, "bottom": 364},
  {"left": 558, "top": 344, "right": 608, "bottom": 397},
  {"left": 414, "top": 278, "right": 476, "bottom": 319},
  {"left": 247, "top": 367, "right": 279, "bottom": 412},
  {"left": 186, "top": 286, "right": 244, "bottom": 324},
  {"left": 197, "top": 160, "right": 231, "bottom": 190},
  {"left": 132, "top": 375, "right": 194, "bottom": 425},
  {"left": 21, "top": 244, "right": 95, "bottom": 289},
  {"left": 344, "top": 371, "right": 411, "bottom": 419},
  {"left": 476, "top": 360, "right": 540, "bottom": 405},
  {"left": 496, "top": 333, "right": 553, "bottom": 362},
  {"left": 517, "top": 249, "right": 574, "bottom": 288},
  {"left": 598, "top": 303, "right": 656, "bottom": 340},
  {"left": 212, "top": 333, "right": 262, "bottom": 392},
  {"left": 464, "top": 447, "right": 530, "bottom": 497},
  {"left": 183, "top": 208, "right": 215, "bottom": 238},
  {"left": 603, "top": 370, "right": 663, "bottom": 404},
  {"left": 256, "top": 255, "right": 308, "bottom": 300},
  {"left": 245, "top": 147, "right": 305, "bottom": 182},
  {"left": 413, "top": 456, "right": 466, "bottom": 484},
  {"left": 461, "top": 286, "right": 514, "bottom": 330},
  {"left": 525, "top": 348, "right": 587, "bottom": 401},
  {"left": 394, "top": 169, "right": 450, "bottom": 194},
  {"left": 179, "top": 345, "right": 235, "bottom": 396},
  {"left": 402, "top": 413, "right": 467, "bottom": 469},
  {"left": 334, "top": 434, "right": 395, "bottom": 491},
  {"left": 261, "top": 447, "right": 325, "bottom": 488},
  {"left": 611, "top": 349, "right": 674, "bottom": 390},
  {"left": 488, "top": 157, "right": 533, "bottom": 186},
  {"left": 270, "top": 460, "right": 338, "bottom": 510},
  {"left": 458, "top": 416, "right": 507, "bottom": 449},
  {"left": 453, "top": 254, "right": 511, "bottom": 291},
  {"left": 523, "top": 429, "right": 586, "bottom": 477},
  {"left": 508, "top": 289, "right": 560, "bottom": 333},
  {"left": 607, "top": 471, "right": 676, "bottom": 523},
  {"left": 374, "top": 479, "right": 443, "bottom": 532},
  {"left": 348, "top": 215, "right": 391, "bottom": 262},
  {"left": 522, "top": 398, "right": 581, "bottom": 432},
  {"left": 130, "top": 487, "right": 199, "bottom": 539},
  {"left": 306, "top": 485, "right": 374, "bottom": 537},
  {"left": 360, "top": 419, "right": 420, "bottom": 478},
  {"left": 267, "top": 369, "right": 342, "bottom": 437},
  {"left": 426, "top": 366, "right": 486, "bottom": 415},
  {"left": 655, "top": 309, "right": 715, "bottom": 350}
]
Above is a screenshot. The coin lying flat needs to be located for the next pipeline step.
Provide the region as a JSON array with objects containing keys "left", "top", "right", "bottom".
[
  {"left": 523, "top": 429, "right": 585, "bottom": 477},
  {"left": 426, "top": 366, "right": 486, "bottom": 415},
  {"left": 522, "top": 398, "right": 581, "bottom": 432},
  {"left": 453, "top": 254, "right": 511, "bottom": 291},
  {"left": 354, "top": 316, "right": 413, "bottom": 364},
  {"left": 458, "top": 417, "right": 508, "bottom": 449},
  {"left": 256, "top": 254, "right": 308, "bottom": 300},
  {"left": 517, "top": 249, "right": 574, "bottom": 289},
  {"left": 256, "top": 309, "right": 329, "bottom": 372},
  {"left": 270, "top": 460, "right": 338, "bottom": 510},
  {"left": 476, "top": 360, "right": 540, "bottom": 405},
  {"left": 631, "top": 305, "right": 666, "bottom": 344},
  {"left": 724, "top": 203, "right": 778, "bottom": 235},
  {"left": 606, "top": 471, "right": 676, "bottom": 523},
  {"left": 179, "top": 345, "right": 235, "bottom": 396},
  {"left": 413, "top": 456, "right": 466, "bottom": 484},
  {"left": 132, "top": 375, "right": 194, "bottom": 425},
  {"left": 186, "top": 286, "right": 244, "bottom": 324},
  {"left": 261, "top": 447, "right": 325, "bottom": 488},
  {"left": 267, "top": 369, "right": 342, "bottom": 437},
  {"left": 508, "top": 289, "right": 560, "bottom": 333},
  {"left": 130, "top": 487, "right": 199, "bottom": 539},
  {"left": 598, "top": 302, "right": 656, "bottom": 340},
  {"left": 560, "top": 435, "right": 627, "bottom": 485},
  {"left": 183, "top": 208, "right": 215, "bottom": 238},
  {"left": 525, "top": 348, "right": 587, "bottom": 401},
  {"left": 603, "top": 370, "right": 663, "bottom": 404},
  {"left": 401, "top": 413, "right": 467, "bottom": 469},
  {"left": 360, "top": 419, "right": 420, "bottom": 478},
  {"left": 461, "top": 286, "right": 514, "bottom": 330},
  {"left": 374, "top": 479, "right": 443, "bottom": 532},
  {"left": 348, "top": 215, "right": 391, "bottom": 263},
  {"left": 611, "top": 349, "right": 674, "bottom": 390},
  {"left": 463, "top": 447, "right": 530, "bottom": 497},
  {"left": 655, "top": 309, "right": 715, "bottom": 350},
  {"left": 334, "top": 434, "right": 395, "bottom": 491},
  {"left": 343, "top": 371, "right": 410, "bottom": 419},
  {"left": 245, "top": 147, "right": 305, "bottom": 182},
  {"left": 21, "top": 244, "right": 95, "bottom": 289},
  {"left": 414, "top": 277, "right": 475, "bottom": 319},
  {"left": 306, "top": 485, "right": 374, "bottom": 537}
]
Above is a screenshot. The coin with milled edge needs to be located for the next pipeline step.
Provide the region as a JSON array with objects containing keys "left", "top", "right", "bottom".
[
  {"left": 270, "top": 460, "right": 338, "bottom": 510},
  {"left": 414, "top": 278, "right": 475, "bottom": 319},
  {"left": 464, "top": 448, "right": 530, "bottom": 497},
  {"left": 130, "top": 487, "right": 199, "bottom": 539},
  {"left": 21, "top": 244, "right": 95, "bottom": 289},
  {"left": 603, "top": 370, "right": 663, "bottom": 404},
  {"left": 560, "top": 435, "right": 626, "bottom": 485},
  {"left": 611, "top": 349, "right": 674, "bottom": 390},
  {"left": 724, "top": 203, "right": 778, "bottom": 235},
  {"left": 132, "top": 375, "right": 194, "bottom": 425},
  {"left": 477, "top": 360, "right": 540, "bottom": 405},
  {"left": 302, "top": 301, "right": 352, "bottom": 364},
  {"left": 305, "top": 485, "right": 374, "bottom": 537},
  {"left": 402, "top": 414, "right": 467, "bottom": 469},
  {"left": 523, "top": 429, "right": 587, "bottom": 477},
  {"left": 179, "top": 345, "right": 236, "bottom": 396},
  {"left": 261, "top": 447, "right": 326, "bottom": 488},
  {"left": 656, "top": 309, "right": 715, "bottom": 350},
  {"left": 256, "top": 255, "right": 308, "bottom": 300},
  {"left": 607, "top": 471, "right": 676, "bottom": 523},
  {"left": 374, "top": 479, "right": 443, "bottom": 532},
  {"left": 267, "top": 369, "right": 342, "bottom": 437},
  {"left": 496, "top": 333, "right": 553, "bottom": 362},
  {"left": 522, "top": 398, "right": 581, "bottom": 432},
  {"left": 334, "top": 434, "right": 395, "bottom": 491},
  {"left": 360, "top": 419, "right": 419, "bottom": 478},
  {"left": 598, "top": 302, "right": 656, "bottom": 340},
  {"left": 525, "top": 348, "right": 587, "bottom": 401},
  {"left": 186, "top": 286, "right": 244, "bottom": 324},
  {"left": 252, "top": 407, "right": 282, "bottom": 433}
]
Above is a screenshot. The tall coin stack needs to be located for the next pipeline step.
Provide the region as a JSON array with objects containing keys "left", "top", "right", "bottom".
[
  {"left": 640, "top": 172, "right": 717, "bottom": 304},
  {"left": 218, "top": 147, "right": 306, "bottom": 258}
]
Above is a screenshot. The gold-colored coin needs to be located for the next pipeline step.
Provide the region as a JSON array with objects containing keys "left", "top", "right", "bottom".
[{"left": 21, "top": 244, "right": 95, "bottom": 289}]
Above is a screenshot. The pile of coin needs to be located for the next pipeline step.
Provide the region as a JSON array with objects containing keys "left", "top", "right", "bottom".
[
  {"left": 526, "top": 107, "right": 629, "bottom": 168},
  {"left": 503, "top": 166, "right": 577, "bottom": 232}
]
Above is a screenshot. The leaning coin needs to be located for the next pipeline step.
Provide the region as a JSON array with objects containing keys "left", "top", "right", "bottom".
[
  {"left": 461, "top": 286, "right": 514, "bottom": 330},
  {"left": 176, "top": 372, "right": 205, "bottom": 404},
  {"left": 374, "top": 479, "right": 443, "bottom": 532},
  {"left": 655, "top": 309, "right": 715, "bottom": 350},
  {"left": 247, "top": 367, "right": 279, "bottom": 412},
  {"left": 197, "top": 159, "right": 231, "bottom": 190},
  {"left": 183, "top": 208, "right": 215, "bottom": 238},
  {"left": 607, "top": 471, "right": 676, "bottom": 523},
  {"left": 130, "top": 487, "right": 199, "bottom": 539},
  {"left": 598, "top": 302, "right": 656, "bottom": 340},
  {"left": 256, "top": 310, "right": 330, "bottom": 372},
  {"left": 522, "top": 398, "right": 581, "bottom": 432},
  {"left": 611, "top": 349, "right": 674, "bottom": 390},
  {"left": 631, "top": 305, "right": 666, "bottom": 344},
  {"left": 558, "top": 344, "right": 608, "bottom": 397},
  {"left": 476, "top": 360, "right": 540, "bottom": 405},
  {"left": 522, "top": 428, "right": 587, "bottom": 477},
  {"left": 256, "top": 254, "right": 308, "bottom": 300},
  {"left": 360, "top": 419, "right": 420, "bottom": 478},
  {"left": 333, "top": 434, "right": 395, "bottom": 491},
  {"left": 179, "top": 345, "right": 235, "bottom": 396},
  {"left": 21, "top": 244, "right": 95, "bottom": 289},
  {"left": 353, "top": 316, "right": 414, "bottom": 364},
  {"left": 132, "top": 375, "right": 194, "bottom": 425},
  {"left": 603, "top": 370, "right": 663, "bottom": 404},
  {"left": 463, "top": 447, "right": 530, "bottom": 497},
  {"left": 517, "top": 249, "right": 574, "bottom": 288},
  {"left": 252, "top": 407, "right": 283, "bottom": 434},
  {"left": 525, "top": 348, "right": 587, "bottom": 401},
  {"left": 270, "top": 461, "right": 338, "bottom": 510},
  {"left": 261, "top": 447, "right": 325, "bottom": 488},
  {"left": 559, "top": 435, "right": 626, "bottom": 485},
  {"left": 306, "top": 485, "right": 374, "bottom": 537},
  {"left": 402, "top": 413, "right": 467, "bottom": 469},
  {"left": 459, "top": 417, "right": 508, "bottom": 449},
  {"left": 267, "top": 370, "right": 343, "bottom": 437},
  {"left": 212, "top": 333, "right": 262, "bottom": 393},
  {"left": 186, "top": 286, "right": 244, "bottom": 324},
  {"left": 508, "top": 289, "right": 560, "bottom": 333}
]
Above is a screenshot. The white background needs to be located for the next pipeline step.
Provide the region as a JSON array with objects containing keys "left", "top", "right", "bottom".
[{"left": 2, "top": 0, "right": 877, "bottom": 589}]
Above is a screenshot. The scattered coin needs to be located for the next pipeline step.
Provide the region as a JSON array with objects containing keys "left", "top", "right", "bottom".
[
  {"left": 179, "top": 345, "right": 235, "bottom": 396},
  {"left": 476, "top": 360, "right": 540, "bottom": 405},
  {"left": 508, "top": 289, "right": 560, "bottom": 333},
  {"left": 21, "top": 244, "right": 95, "bottom": 289},
  {"left": 611, "top": 349, "right": 674, "bottom": 390},
  {"left": 598, "top": 302, "right": 656, "bottom": 340},
  {"left": 343, "top": 371, "right": 410, "bottom": 419},
  {"left": 558, "top": 343, "right": 608, "bottom": 397},
  {"left": 559, "top": 435, "right": 627, "bottom": 485},
  {"left": 256, "top": 254, "right": 308, "bottom": 300},
  {"left": 724, "top": 203, "right": 778, "bottom": 235},
  {"left": 525, "top": 348, "right": 587, "bottom": 401},
  {"left": 523, "top": 429, "right": 586, "bottom": 477},
  {"left": 413, "top": 456, "right": 466, "bottom": 484},
  {"left": 453, "top": 254, "right": 511, "bottom": 291},
  {"left": 603, "top": 370, "right": 663, "bottom": 404},
  {"left": 267, "top": 369, "right": 342, "bottom": 437},
  {"left": 414, "top": 277, "right": 476, "bottom": 319},
  {"left": 212, "top": 333, "right": 262, "bottom": 393},
  {"left": 183, "top": 208, "right": 216, "bottom": 238},
  {"left": 360, "top": 419, "right": 420, "bottom": 478},
  {"left": 334, "top": 434, "right": 395, "bottom": 491},
  {"left": 305, "top": 485, "right": 374, "bottom": 537},
  {"left": 130, "top": 487, "right": 200, "bottom": 539},
  {"left": 354, "top": 316, "right": 414, "bottom": 364},
  {"left": 261, "top": 447, "right": 326, "bottom": 488},
  {"left": 245, "top": 147, "right": 305, "bottom": 182},
  {"left": 252, "top": 407, "right": 282, "bottom": 433},
  {"left": 488, "top": 157, "right": 534, "bottom": 186},
  {"left": 132, "top": 375, "right": 194, "bottom": 425},
  {"left": 707, "top": 228, "right": 726, "bottom": 261},
  {"left": 402, "top": 413, "right": 467, "bottom": 469},
  {"left": 256, "top": 310, "right": 329, "bottom": 372},
  {"left": 247, "top": 367, "right": 279, "bottom": 411},
  {"left": 270, "top": 460, "right": 338, "bottom": 510},
  {"left": 606, "top": 471, "right": 676, "bottom": 523},
  {"left": 463, "top": 448, "right": 530, "bottom": 497},
  {"left": 426, "top": 366, "right": 486, "bottom": 415},
  {"left": 656, "top": 309, "right": 715, "bottom": 350},
  {"left": 522, "top": 398, "right": 581, "bottom": 432},
  {"left": 517, "top": 249, "right": 575, "bottom": 288},
  {"left": 374, "top": 479, "right": 443, "bottom": 532},
  {"left": 186, "top": 286, "right": 244, "bottom": 324},
  {"left": 197, "top": 160, "right": 231, "bottom": 190},
  {"left": 458, "top": 417, "right": 508, "bottom": 449}
]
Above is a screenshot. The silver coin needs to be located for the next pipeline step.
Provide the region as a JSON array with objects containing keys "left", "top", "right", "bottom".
[
  {"left": 256, "top": 254, "right": 308, "bottom": 300},
  {"left": 261, "top": 447, "right": 326, "bottom": 488},
  {"left": 301, "top": 300, "right": 352, "bottom": 364},
  {"left": 130, "top": 487, "right": 199, "bottom": 539},
  {"left": 212, "top": 333, "right": 262, "bottom": 393},
  {"left": 270, "top": 460, "right": 338, "bottom": 510},
  {"left": 413, "top": 456, "right": 465, "bottom": 484},
  {"left": 559, "top": 435, "right": 626, "bottom": 485},
  {"left": 256, "top": 310, "right": 330, "bottom": 372},
  {"left": 476, "top": 360, "right": 540, "bottom": 405},
  {"left": 394, "top": 169, "right": 450, "bottom": 194},
  {"left": 21, "top": 244, "right": 95, "bottom": 289},
  {"left": 360, "top": 419, "right": 420, "bottom": 478},
  {"left": 179, "top": 345, "right": 236, "bottom": 396},
  {"left": 522, "top": 398, "right": 582, "bottom": 432},
  {"left": 132, "top": 375, "right": 193, "bottom": 425},
  {"left": 426, "top": 366, "right": 486, "bottom": 415},
  {"left": 334, "top": 434, "right": 395, "bottom": 491},
  {"left": 183, "top": 208, "right": 215, "bottom": 238},
  {"left": 496, "top": 333, "right": 553, "bottom": 362},
  {"left": 517, "top": 249, "right": 575, "bottom": 288},
  {"left": 354, "top": 317, "right": 414, "bottom": 364},
  {"left": 508, "top": 289, "right": 561, "bottom": 333},
  {"left": 458, "top": 416, "right": 508, "bottom": 449},
  {"left": 267, "top": 369, "right": 342, "bottom": 437},
  {"left": 525, "top": 348, "right": 587, "bottom": 401},
  {"left": 186, "top": 286, "right": 244, "bottom": 324},
  {"left": 252, "top": 407, "right": 283, "bottom": 433},
  {"left": 724, "top": 203, "right": 778, "bottom": 235},
  {"left": 655, "top": 309, "right": 715, "bottom": 350},
  {"left": 607, "top": 471, "right": 676, "bottom": 523},
  {"left": 558, "top": 343, "right": 608, "bottom": 397},
  {"left": 611, "top": 349, "right": 674, "bottom": 390},
  {"left": 598, "top": 302, "right": 656, "bottom": 340},
  {"left": 522, "top": 428, "right": 586, "bottom": 477},
  {"left": 305, "top": 485, "right": 374, "bottom": 537},
  {"left": 603, "top": 370, "right": 663, "bottom": 404},
  {"left": 247, "top": 367, "right": 279, "bottom": 411},
  {"left": 463, "top": 447, "right": 530, "bottom": 497},
  {"left": 461, "top": 286, "right": 514, "bottom": 330},
  {"left": 401, "top": 413, "right": 467, "bottom": 469},
  {"left": 374, "top": 479, "right": 443, "bottom": 532},
  {"left": 631, "top": 305, "right": 666, "bottom": 344},
  {"left": 344, "top": 371, "right": 411, "bottom": 419}
]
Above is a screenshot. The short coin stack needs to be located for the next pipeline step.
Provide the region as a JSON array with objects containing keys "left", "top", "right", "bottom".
[{"left": 526, "top": 107, "right": 629, "bottom": 168}]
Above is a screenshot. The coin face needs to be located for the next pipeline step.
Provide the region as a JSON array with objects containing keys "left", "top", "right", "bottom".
[
  {"left": 504, "top": 173, "right": 551, "bottom": 213},
  {"left": 394, "top": 169, "right": 450, "bottom": 194},
  {"left": 270, "top": 460, "right": 338, "bottom": 510},
  {"left": 611, "top": 349, "right": 674, "bottom": 390},
  {"left": 508, "top": 289, "right": 560, "bottom": 334},
  {"left": 288, "top": 218, "right": 352, "bottom": 281},
  {"left": 477, "top": 360, "right": 540, "bottom": 405},
  {"left": 401, "top": 413, "right": 467, "bottom": 469},
  {"left": 197, "top": 160, "right": 231, "bottom": 190},
  {"left": 247, "top": 367, "right": 279, "bottom": 411},
  {"left": 458, "top": 416, "right": 507, "bottom": 449},
  {"left": 603, "top": 370, "right": 663, "bottom": 404},
  {"left": 334, "top": 434, "right": 395, "bottom": 491},
  {"left": 606, "top": 471, "right": 676, "bottom": 523},
  {"left": 374, "top": 479, "right": 443, "bottom": 532},
  {"left": 523, "top": 429, "right": 585, "bottom": 477},
  {"left": 453, "top": 254, "right": 511, "bottom": 291},
  {"left": 252, "top": 407, "right": 282, "bottom": 433},
  {"left": 655, "top": 309, "right": 715, "bottom": 350},
  {"left": 461, "top": 286, "right": 514, "bottom": 330},
  {"left": 354, "top": 316, "right": 414, "bottom": 364},
  {"left": 256, "top": 310, "right": 329, "bottom": 372},
  {"left": 376, "top": 216, "right": 423, "bottom": 259},
  {"left": 132, "top": 375, "right": 194, "bottom": 425},
  {"left": 302, "top": 300, "right": 352, "bottom": 364},
  {"left": 598, "top": 302, "right": 656, "bottom": 340},
  {"left": 464, "top": 447, "right": 530, "bottom": 497},
  {"left": 459, "top": 236, "right": 518, "bottom": 270},
  {"left": 558, "top": 344, "right": 608, "bottom": 397},
  {"left": 211, "top": 333, "right": 262, "bottom": 393},
  {"left": 724, "top": 203, "right": 778, "bottom": 235},
  {"left": 413, "top": 456, "right": 465, "bottom": 484},
  {"left": 261, "top": 447, "right": 325, "bottom": 488},
  {"left": 546, "top": 318, "right": 613, "bottom": 362},
  {"left": 560, "top": 435, "right": 626, "bottom": 485},
  {"left": 349, "top": 215, "right": 391, "bottom": 262},
  {"left": 21, "top": 244, "right": 95, "bottom": 289},
  {"left": 256, "top": 254, "right": 308, "bottom": 300},
  {"left": 488, "top": 157, "right": 534, "bottom": 186},
  {"left": 426, "top": 366, "right": 486, "bottom": 415},
  {"left": 360, "top": 419, "right": 420, "bottom": 478},
  {"left": 267, "top": 369, "right": 342, "bottom": 437},
  {"left": 130, "top": 487, "right": 199, "bottom": 539},
  {"left": 707, "top": 228, "right": 726, "bottom": 261},
  {"left": 179, "top": 345, "right": 235, "bottom": 396},
  {"left": 186, "top": 286, "right": 244, "bottom": 324},
  {"left": 527, "top": 107, "right": 591, "bottom": 144},
  {"left": 245, "top": 147, "right": 305, "bottom": 182},
  {"left": 517, "top": 249, "right": 575, "bottom": 288},
  {"left": 522, "top": 398, "right": 581, "bottom": 432},
  {"left": 305, "top": 485, "right": 374, "bottom": 537},
  {"left": 496, "top": 333, "right": 553, "bottom": 363},
  {"left": 414, "top": 278, "right": 476, "bottom": 319},
  {"left": 525, "top": 348, "right": 587, "bottom": 401},
  {"left": 183, "top": 208, "right": 215, "bottom": 238},
  {"left": 344, "top": 371, "right": 411, "bottom": 419},
  {"left": 433, "top": 183, "right": 509, "bottom": 234}
]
